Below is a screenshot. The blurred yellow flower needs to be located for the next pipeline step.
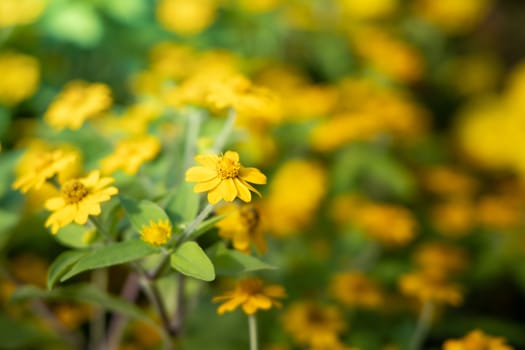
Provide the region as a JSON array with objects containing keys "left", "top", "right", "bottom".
[
  {"left": 216, "top": 203, "right": 266, "bottom": 255},
  {"left": 0, "top": 0, "right": 47, "bottom": 27},
  {"left": 399, "top": 269, "right": 463, "bottom": 306},
  {"left": 13, "top": 147, "right": 77, "bottom": 193},
  {"left": 339, "top": 0, "right": 398, "bottom": 20},
  {"left": 45, "top": 170, "right": 118, "bottom": 234},
  {"left": 8, "top": 253, "right": 48, "bottom": 288},
  {"left": 101, "top": 135, "right": 161, "bottom": 175},
  {"left": 356, "top": 203, "right": 418, "bottom": 247},
  {"left": 443, "top": 329, "right": 514, "bottom": 350},
  {"left": 212, "top": 278, "right": 285, "bottom": 315},
  {"left": 262, "top": 160, "right": 326, "bottom": 236},
  {"left": 477, "top": 194, "right": 523, "bottom": 229},
  {"left": 282, "top": 301, "right": 347, "bottom": 350},
  {"left": 237, "top": 0, "right": 280, "bottom": 13},
  {"left": 330, "top": 272, "right": 383, "bottom": 309},
  {"left": 156, "top": 0, "right": 216, "bottom": 35},
  {"left": 44, "top": 81, "right": 112, "bottom": 130},
  {"left": 53, "top": 303, "right": 93, "bottom": 330},
  {"left": 431, "top": 199, "right": 475, "bottom": 237},
  {"left": 421, "top": 166, "right": 478, "bottom": 198},
  {"left": 413, "top": 242, "right": 468, "bottom": 275},
  {"left": 140, "top": 220, "right": 172, "bottom": 246},
  {"left": 414, "top": 0, "right": 492, "bottom": 34},
  {"left": 0, "top": 51, "right": 40, "bottom": 105},
  {"left": 185, "top": 150, "right": 267, "bottom": 204},
  {"left": 351, "top": 28, "right": 424, "bottom": 83}
]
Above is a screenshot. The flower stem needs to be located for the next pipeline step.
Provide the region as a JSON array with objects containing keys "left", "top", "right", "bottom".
[
  {"left": 89, "top": 267, "right": 108, "bottom": 350},
  {"left": 211, "top": 107, "right": 237, "bottom": 154},
  {"left": 248, "top": 314, "right": 258, "bottom": 350},
  {"left": 408, "top": 300, "right": 434, "bottom": 350}
]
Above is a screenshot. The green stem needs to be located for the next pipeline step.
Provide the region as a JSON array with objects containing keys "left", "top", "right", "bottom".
[
  {"left": 89, "top": 268, "right": 108, "bottom": 350},
  {"left": 183, "top": 107, "right": 203, "bottom": 172},
  {"left": 211, "top": 107, "right": 236, "bottom": 154},
  {"left": 248, "top": 314, "right": 258, "bottom": 350},
  {"left": 408, "top": 300, "right": 434, "bottom": 350}
]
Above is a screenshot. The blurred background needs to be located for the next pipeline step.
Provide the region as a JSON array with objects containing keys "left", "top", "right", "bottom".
[{"left": 2, "top": 0, "right": 525, "bottom": 349}]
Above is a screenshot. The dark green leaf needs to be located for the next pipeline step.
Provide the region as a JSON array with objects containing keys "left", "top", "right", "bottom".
[
  {"left": 210, "top": 243, "right": 276, "bottom": 275},
  {"left": 47, "top": 250, "right": 90, "bottom": 289}
]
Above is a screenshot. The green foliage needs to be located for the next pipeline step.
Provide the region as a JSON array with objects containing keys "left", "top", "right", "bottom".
[
  {"left": 210, "top": 243, "right": 276, "bottom": 275},
  {"left": 170, "top": 241, "right": 215, "bottom": 281}
]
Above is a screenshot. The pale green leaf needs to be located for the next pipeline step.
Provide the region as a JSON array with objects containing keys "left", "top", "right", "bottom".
[
  {"left": 120, "top": 196, "right": 171, "bottom": 234},
  {"left": 170, "top": 242, "right": 215, "bottom": 281},
  {"left": 210, "top": 243, "right": 276, "bottom": 275}
]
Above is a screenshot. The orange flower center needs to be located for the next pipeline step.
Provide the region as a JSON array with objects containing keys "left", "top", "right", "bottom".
[
  {"left": 239, "top": 278, "right": 264, "bottom": 295},
  {"left": 216, "top": 156, "right": 240, "bottom": 179},
  {"left": 62, "top": 180, "right": 89, "bottom": 204}
]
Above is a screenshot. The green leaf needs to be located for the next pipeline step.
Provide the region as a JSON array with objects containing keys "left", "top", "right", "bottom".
[
  {"left": 11, "top": 284, "right": 158, "bottom": 328},
  {"left": 0, "top": 209, "right": 18, "bottom": 251},
  {"left": 120, "top": 196, "right": 171, "bottom": 234},
  {"left": 167, "top": 181, "right": 200, "bottom": 225},
  {"left": 61, "top": 239, "right": 159, "bottom": 282},
  {"left": 186, "top": 214, "right": 225, "bottom": 241},
  {"left": 54, "top": 224, "right": 95, "bottom": 249},
  {"left": 47, "top": 250, "right": 90, "bottom": 290},
  {"left": 170, "top": 242, "right": 215, "bottom": 281},
  {"left": 209, "top": 243, "right": 276, "bottom": 275}
]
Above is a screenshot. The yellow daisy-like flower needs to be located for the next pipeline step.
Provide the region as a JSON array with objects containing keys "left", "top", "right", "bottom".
[
  {"left": 185, "top": 150, "right": 266, "bottom": 204},
  {"left": 399, "top": 269, "right": 463, "bottom": 306},
  {"left": 212, "top": 278, "right": 286, "bottom": 315},
  {"left": 330, "top": 272, "right": 384, "bottom": 309},
  {"left": 13, "top": 148, "right": 77, "bottom": 193},
  {"left": 140, "top": 220, "right": 172, "bottom": 246},
  {"left": 44, "top": 80, "right": 112, "bottom": 130},
  {"left": 215, "top": 203, "right": 267, "bottom": 255},
  {"left": 100, "top": 135, "right": 161, "bottom": 175},
  {"left": 0, "top": 51, "right": 40, "bottom": 105},
  {"left": 442, "top": 329, "right": 514, "bottom": 350},
  {"left": 44, "top": 171, "right": 118, "bottom": 234}
]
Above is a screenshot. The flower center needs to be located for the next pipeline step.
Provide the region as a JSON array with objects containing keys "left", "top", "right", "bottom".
[
  {"left": 240, "top": 206, "right": 260, "bottom": 233},
  {"left": 240, "top": 278, "right": 264, "bottom": 295},
  {"left": 61, "top": 180, "right": 89, "bottom": 204},
  {"left": 216, "top": 156, "right": 240, "bottom": 179}
]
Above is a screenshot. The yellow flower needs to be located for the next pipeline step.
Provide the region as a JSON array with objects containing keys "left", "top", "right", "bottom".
[
  {"left": 156, "top": 0, "right": 216, "bottom": 35},
  {"left": 212, "top": 278, "right": 285, "bottom": 315},
  {"left": 216, "top": 203, "right": 266, "bottom": 255},
  {"left": 330, "top": 272, "right": 384, "bottom": 309},
  {"left": 262, "top": 160, "right": 326, "bottom": 236},
  {"left": 185, "top": 150, "right": 267, "bottom": 204},
  {"left": 421, "top": 166, "right": 478, "bottom": 198},
  {"left": 0, "top": 0, "right": 47, "bottom": 28},
  {"left": 100, "top": 135, "right": 161, "bottom": 175},
  {"left": 140, "top": 220, "right": 172, "bottom": 246},
  {"left": 399, "top": 269, "right": 463, "bottom": 306},
  {"left": 431, "top": 199, "right": 475, "bottom": 237},
  {"left": 44, "top": 171, "right": 118, "bottom": 234},
  {"left": 0, "top": 51, "right": 40, "bottom": 105},
  {"left": 339, "top": 0, "right": 398, "bottom": 20},
  {"left": 13, "top": 148, "right": 77, "bottom": 193},
  {"left": 414, "top": 242, "right": 468, "bottom": 275},
  {"left": 282, "top": 301, "right": 346, "bottom": 350},
  {"left": 356, "top": 203, "right": 418, "bottom": 247},
  {"left": 443, "top": 329, "right": 514, "bottom": 350},
  {"left": 44, "top": 81, "right": 112, "bottom": 130}
]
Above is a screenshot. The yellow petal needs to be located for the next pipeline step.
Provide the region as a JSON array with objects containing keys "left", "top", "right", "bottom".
[
  {"left": 220, "top": 178, "right": 237, "bottom": 202},
  {"left": 194, "top": 177, "right": 221, "bottom": 192},
  {"left": 223, "top": 150, "right": 239, "bottom": 162},
  {"left": 240, "top": 167, "right": 266, "bottom": 184},
  {"left": 234, "top": 178, "right": 251, "bottom": 202},
  {"left": 195, "top": 154, "right": 218, "bottom": 168},
  {"left": 208, "top": 187, "right": 223, "bottom": 204},
  {"left": 82, "top": 170, "right": 100, "bottom": 187},
  {"left": 45, "top": 197, "right": 66, "bottom": 211},
  {"left": 240, "top": 179, "right": 262, "bottom": 197},
  {"left": 185, "top": 166, "right": 217, "bottom": 182}
]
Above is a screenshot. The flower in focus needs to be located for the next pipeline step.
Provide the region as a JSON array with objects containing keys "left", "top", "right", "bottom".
[
  {"left": 216, "top": 203, "right": 266, "bottom": 254},
  {"left": 156, "top": 0, "right": 216, "bottom": 35},
  {"left": 13, "top": 147, "right": 78, "bottom": 193},
  {"left": 282, "top": 301, "right": 347, "bottom": 349},
  {"left": 185, "top": 150, "right": 267, "bottom": 204},
  {"left": 0, "top": 0, "right": 47, "bottom": 27},
  {"left": 140, "top": 220, "right": 172, "bottom": 246},
  {"left": 100, "top": 135, "right": 161, "bottom": 175},
  {"left": 399, "top": 269, "right": 463, "bottom": 306},
  {"left": 442, "top": 329, "right": 514, "bottom": 350},
  {"left": 0, "top": 51, "right": 40, "bottom": 105},
  {"left": 330, "top": 272, "right": 384, "bottom": 309},
  {"left": 44, "top": 81, "right": 112, "bottom": 130},
  {"left": 212, "top": 278, "right": 285, "bottom": 315},
  {"left": 44, "top": 170, "right": 118, "bottom": 234}
]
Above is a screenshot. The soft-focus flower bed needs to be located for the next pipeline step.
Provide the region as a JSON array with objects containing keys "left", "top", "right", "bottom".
[{"left": 1, "top": 1, "right": 525, "bottom": 349}]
